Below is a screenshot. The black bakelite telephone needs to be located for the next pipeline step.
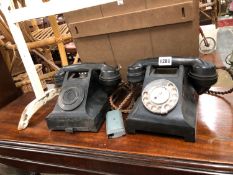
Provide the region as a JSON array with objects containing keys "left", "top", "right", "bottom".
[
  {"left": 46, "top": 63, "right": 121, "bottom": 133},
  {"left": 126, "top": 57, "right": 217, "bottom": 142}
]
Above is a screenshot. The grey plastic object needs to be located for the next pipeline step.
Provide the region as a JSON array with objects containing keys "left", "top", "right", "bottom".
[{"left": 106, "top": 110, "right": 126, "bottom": 138}]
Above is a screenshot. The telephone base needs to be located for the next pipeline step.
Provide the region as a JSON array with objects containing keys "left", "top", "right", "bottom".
[
  {"left": 46, "top": 103, "right": 108, "bottom": 133},
  {"left": 46, "top": 63, "right": 120, "bottom": 133},
  {"left": 46, "top": 69, "right": 112, "bottom": 133},
  {"left": 126, "top": 118, "right": 196, "bottom": 142},
  {"left": 46, "top": 89, "right": 109, "bottom": 133},
  {"left": 126, "top": 66, "right": 198, "bottom": 142}
]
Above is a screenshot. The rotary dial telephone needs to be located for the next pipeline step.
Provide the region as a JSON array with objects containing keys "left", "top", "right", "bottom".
[
  {"left": 126, "top": 57, "right": 217, "bottom": 142},
  {"left": 46, "top": 63, "right": 121, "bottom": 133}
]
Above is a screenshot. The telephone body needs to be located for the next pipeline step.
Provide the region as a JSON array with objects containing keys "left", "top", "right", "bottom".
[
  {"left": 46, "top": 63, "right": 121, "bottom": 133},
  {"left": 126, "top": 57, "right": 217, "bottom": 142}
]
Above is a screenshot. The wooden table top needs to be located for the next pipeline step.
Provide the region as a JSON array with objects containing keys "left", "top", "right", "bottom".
[{"left": 0, "top": 54, "right": 232, "bottom": 174}]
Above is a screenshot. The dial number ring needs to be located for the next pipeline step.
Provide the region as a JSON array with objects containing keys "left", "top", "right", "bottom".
[{"left": 142, "top": 79, "right": 179, "bottom": 114}]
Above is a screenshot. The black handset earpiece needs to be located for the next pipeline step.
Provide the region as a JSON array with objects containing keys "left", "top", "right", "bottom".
[
  {"left": 99, "top": 64, "right": 121, "bottom": 87},
  {"left": 188, "top": 60, "right": 218, "bottom": 94},
  {"left": 54, "top": 69, "right": 66, "bottom": 87}
]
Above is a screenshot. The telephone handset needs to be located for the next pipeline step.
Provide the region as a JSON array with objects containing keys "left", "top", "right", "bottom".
[
  {"left": 54, "top": 63, "right": 121, "bottom": 88},
  {"left": 46, "top": 63, "right": 121, "bottom": 133},
  {"left": 126, "top": 57, "right": 217, "bottom": 142},
  {"left": 128, "top": 57, "right": 217, "bottom": 94}
]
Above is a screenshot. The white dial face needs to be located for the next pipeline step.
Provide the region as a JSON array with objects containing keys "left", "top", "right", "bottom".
[
  {"left": 150, "top": 87, "right": 170, "bottom": 105},
  {"left": 142, "top": 79, "right": 179, "bottom": 114}
]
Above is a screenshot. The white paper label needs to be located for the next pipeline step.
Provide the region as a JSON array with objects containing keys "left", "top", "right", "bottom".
[
  {"left": 117, "top": 0, "right": 124, "bottom": 5},
  {"left": 158, "top": 57, "right": 172, "bottom": 66}
]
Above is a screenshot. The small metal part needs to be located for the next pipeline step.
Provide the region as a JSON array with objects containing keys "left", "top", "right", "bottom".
[
  {"left": 106, "top": 110, "right": 126, "bottom": 138},
  {"left": 79, "top": 72, "right": 88, "bottom": 79},
  {"left": 142, "top": 79, "right": 179, "bottom": 114}
]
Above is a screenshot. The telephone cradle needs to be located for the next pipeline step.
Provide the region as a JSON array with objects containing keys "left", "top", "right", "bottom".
[
  {"left": 126, "top": 57, "right": 217, "bottom": 142},
  {"left": 46, "top": 63, "right": 121, "bottom": 133}
]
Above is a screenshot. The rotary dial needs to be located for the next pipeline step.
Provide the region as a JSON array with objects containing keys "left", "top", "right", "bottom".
[
  {"left": 58, "top": 86, "right": 84, "bottom": 111},
  {"left": 142, "top": 79, "right": 179, "bottom": 114}
]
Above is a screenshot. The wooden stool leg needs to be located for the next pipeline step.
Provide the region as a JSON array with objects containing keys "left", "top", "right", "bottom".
[{"left": 48, "top": 15, "right": 68, "bottom": 67}]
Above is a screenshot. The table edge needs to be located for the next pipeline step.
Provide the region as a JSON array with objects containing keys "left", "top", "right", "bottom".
[{"left": 0, "top": 140, "right": 232, "bottom": 174}]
